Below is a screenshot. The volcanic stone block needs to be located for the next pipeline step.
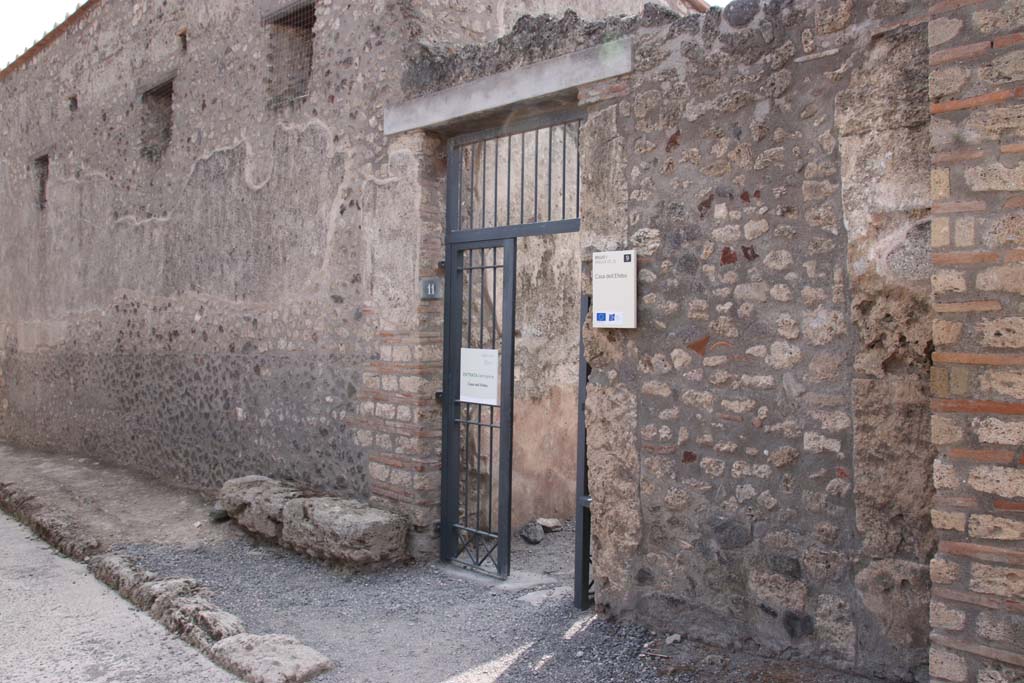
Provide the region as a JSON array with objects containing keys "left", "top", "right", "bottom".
[
  {"left": 281, "top": 497, "right": 408, "bottom": 567},
  {"left": 211, "top": 633, "right": 332, "bottom": 683},
  {"left": 220, "top": 475, "right": 303, "bottom": 541}
]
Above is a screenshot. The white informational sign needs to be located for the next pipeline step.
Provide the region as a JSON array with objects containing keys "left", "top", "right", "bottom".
[
  {"left": 592, "top": 249, "right": 637, "bottom": 329},
  {"left": 459, "top": 347, "right": 500, "bottom": 406}
]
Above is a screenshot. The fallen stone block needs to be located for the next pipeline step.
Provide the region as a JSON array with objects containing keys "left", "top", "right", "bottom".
[
  {"left": 211, "top": 633, "right": 332, "bottom": 683},
  {"left": 281, "top": 496, "right": 408, "bottom": 567},
  {"left": 219, "top": 476, "right": 409, "bottom": 568},
  {"left": 220, "top": 476, "right": 304, "bottom": 541}
]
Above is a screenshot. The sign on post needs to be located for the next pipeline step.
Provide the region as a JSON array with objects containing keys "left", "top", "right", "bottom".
[
  {"left": 459, "top": 347, "right": 500, "bottom": 406},
  {"left": 592, "top": 249, "right": 637, "bottom": 329}
]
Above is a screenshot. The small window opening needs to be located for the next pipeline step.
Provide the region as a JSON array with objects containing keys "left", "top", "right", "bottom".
[
  {"left": 33, "top": 155, "right": 49, "bottom": 210},
  {"left": 141, "top": 79, "right": 174, "bottom": 162},
  {"left": 68, "top": 95, "right": 78, "bottom": 112},
  {"left": 265, "top": 3, "right": 315, "bottom": 109},
  {"left": 178, "top": 28, "right": 188, "bottom": 51}
]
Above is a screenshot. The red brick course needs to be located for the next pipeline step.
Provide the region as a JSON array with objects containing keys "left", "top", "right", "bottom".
[{"left": 929, "top": 3, "right": 1024, "bottom": 678}]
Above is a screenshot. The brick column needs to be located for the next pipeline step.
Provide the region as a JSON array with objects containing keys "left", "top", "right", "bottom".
[
  {"left": 352, "top": 132, "right": 445, "bottom": 557},
  {"left": 928, "top": 2, "right": 1024, "bottom": 681}
]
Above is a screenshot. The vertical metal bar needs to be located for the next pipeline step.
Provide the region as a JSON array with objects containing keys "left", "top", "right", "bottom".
[
  {"left": 482, "top": 141, "right": 487, "bottom": 229},
  {"left": 468, "top": 143, "right": 475, "bottom": 230},
  {"left": 493, "top": 137, "right": 499, "bottom": 229},
  {"left": 476, "top": 249, "right": 485, "bottom": 539},
  {"left": 440, "top": 139, "right": 461, "bottom": 562},
  {"left": 534, "top": 129, "right": 539, "bottom": 223},
  {"left": 506, "top": 136, "right": 512, "bottom": 227},
  {"left": 575, "top": 121, "right": 581, "bottom": 220},
  {"left": 574, "top": 293, "right": 593, "bottom": 609},
  {"left": 547, "top": 126, "right": 553, "bottom": 222},
  {"left": 496, "top": 238, "right": 517, "bottom": 578},
  {"left": 489, "top": 246, "right": 497, "bottom": 533},
  {"left": 520, "top": 133, "right": 525, "bottom": 226},
  {"left": 446, "top": 137, "right": 460, "bottom": 233},
  {"left": 561, "top": 124, "right": 567, "bottom": 221},
  {"left": 464, "top": 249, "right": 473, "bottom": 538}
]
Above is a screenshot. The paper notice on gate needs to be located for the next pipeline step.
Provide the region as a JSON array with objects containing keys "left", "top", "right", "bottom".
[{"left": 459, "top": 348, "right": 500, "bottom": 406}]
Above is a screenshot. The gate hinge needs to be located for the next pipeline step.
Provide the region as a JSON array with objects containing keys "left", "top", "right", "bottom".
[{"left": 434, "top": 390, "right": 443, "bottom": 401}]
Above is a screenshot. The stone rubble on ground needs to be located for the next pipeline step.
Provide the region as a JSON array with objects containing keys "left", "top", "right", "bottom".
[
  {"left": 536, "top": 517, "right": 563, "bottom": 532},
  {"left": 519, "top": 520, "right": 545, "bottom": 545}
]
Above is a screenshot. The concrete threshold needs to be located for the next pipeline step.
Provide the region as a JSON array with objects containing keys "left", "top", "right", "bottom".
[{"left": 0, "top": 443, "right": 331, "bottom": 683}]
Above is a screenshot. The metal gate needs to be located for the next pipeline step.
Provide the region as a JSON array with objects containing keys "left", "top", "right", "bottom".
[{"left": 441, "top": 111, "right": 583, "bottom": 578}]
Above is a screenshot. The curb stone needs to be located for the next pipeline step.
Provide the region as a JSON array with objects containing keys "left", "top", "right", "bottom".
[{"left": 0, "top": 479, "right": 333, "bottom": 683}]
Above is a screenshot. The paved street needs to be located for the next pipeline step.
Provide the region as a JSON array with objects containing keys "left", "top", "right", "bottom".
[{"left": 0, "top": 513, "right": 239, "bottom": 683}]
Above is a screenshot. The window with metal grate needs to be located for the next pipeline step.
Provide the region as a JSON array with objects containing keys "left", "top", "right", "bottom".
[
  {"left": 265, "top": 2, "right": 316, "bottom": 110},
  {"left": 141, "top": 79, "right": 174, "bottom": 163},
  {"left": 33, "top": 155, "right": 49, "bottom": 210}
]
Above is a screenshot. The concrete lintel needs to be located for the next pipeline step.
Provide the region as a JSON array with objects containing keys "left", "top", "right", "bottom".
[{"left": 384, "top": 38, "right": 633, "bottom": 135}]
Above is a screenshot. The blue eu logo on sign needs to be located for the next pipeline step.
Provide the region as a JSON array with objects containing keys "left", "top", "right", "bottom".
[{"left": 596, "top": 312, "right": 607, "bottom": 322}]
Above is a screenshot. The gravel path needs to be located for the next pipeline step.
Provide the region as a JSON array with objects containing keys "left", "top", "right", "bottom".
[
  {"left": 0, "top": 446, "right": 877, "bottom": 682},
  {"left": 123, "top": 530, "right": 657, "bottom": 683},
  {"left": 122, "top": 527, "right": 874, "bottom": 683}
]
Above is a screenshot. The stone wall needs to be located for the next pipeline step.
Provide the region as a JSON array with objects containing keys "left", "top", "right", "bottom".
[
  {"left": 0, "top": 0, "right": 387, "bottom": 495},
  {"left": 575, "top": 3, "right": 935, "bottom": 678},
  {"left": 0, "top": 0, "right": 645, "bottom": 518},
  {"left": 5, "top": 0, "right": 1023, "bottom": 680},
  {"left": 927, "top": 1, "right": 1024, "bottom": 681},
  {"left": 410, "top": 1, "right": 935, "bottom": 679}
]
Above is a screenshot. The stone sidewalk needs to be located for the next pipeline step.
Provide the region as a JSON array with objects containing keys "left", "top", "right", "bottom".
[
  {"left": 0, "top": 513, "right": 241, "bottom": 683},
  {"left": 0, "top": 443, "right": 876, "bottom": 683}
]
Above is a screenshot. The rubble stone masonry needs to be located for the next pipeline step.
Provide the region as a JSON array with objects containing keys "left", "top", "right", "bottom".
[{"left": 1, "top": 0, "right": 1023, "bottom": 681}]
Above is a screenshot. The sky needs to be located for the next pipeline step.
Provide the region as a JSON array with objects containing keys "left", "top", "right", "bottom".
[
  {"left": 0, "top": 0, "right": 727, "bottom": 71},
  {"left": 0, "top": 1, "right": 85, "bottom": 69}
]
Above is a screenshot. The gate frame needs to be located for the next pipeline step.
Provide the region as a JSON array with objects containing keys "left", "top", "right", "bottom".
[{"left": 439, "top": 110, "right": 591, "bottom": 596}]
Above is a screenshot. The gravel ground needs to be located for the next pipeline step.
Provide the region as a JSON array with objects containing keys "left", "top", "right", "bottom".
[
  {"left": 1, "top": 447, "right": 877, "bottom": 682},
  {"left": 121, "top": 524, "right": 875, "bottom": 683}
]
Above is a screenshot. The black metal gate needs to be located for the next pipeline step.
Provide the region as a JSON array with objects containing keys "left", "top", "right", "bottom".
[{"left": 441, "top": 111, "right": 584, "bottom": 579}]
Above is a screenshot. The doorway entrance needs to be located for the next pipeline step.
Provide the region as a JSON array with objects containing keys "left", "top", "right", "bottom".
[{"left": 439, "top": 112, "right": 590, "bottom": 604}]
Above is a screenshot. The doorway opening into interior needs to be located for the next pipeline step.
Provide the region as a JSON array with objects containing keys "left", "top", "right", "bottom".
[{"left": 439, "top": 111, "right": 592, "bottom": 608}]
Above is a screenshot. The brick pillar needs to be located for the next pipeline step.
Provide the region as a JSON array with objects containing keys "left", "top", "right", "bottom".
[
  {"left": 352, "top": 131, "right": 445, "bottom": 557},
  {"left": 928, "top": 2, "right": 1024, "bottom": 681}
]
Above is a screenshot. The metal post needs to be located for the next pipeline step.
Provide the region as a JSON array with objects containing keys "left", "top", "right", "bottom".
[
  {"left": 496, "top": 238, "right": 517, "bottom": 578},
  {"left": 574, "top": 293, "right": 593, "bottom": 609}
]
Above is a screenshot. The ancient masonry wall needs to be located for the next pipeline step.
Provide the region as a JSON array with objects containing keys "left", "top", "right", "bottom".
[
  {"left": 926, "top": 1, "right": 1024, "bottom": 682},
  {"left": 1, "top": 0, "right": 1022, "bottom": 680},
  {"left": 403, "top": 0, "right": 948, "bottom": 678},
  {"left": 0, "top": 0, "right": 438, "bottom": 497},
  {"left": 0, "top": 0, "right": 646, "bottom": 516}
]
